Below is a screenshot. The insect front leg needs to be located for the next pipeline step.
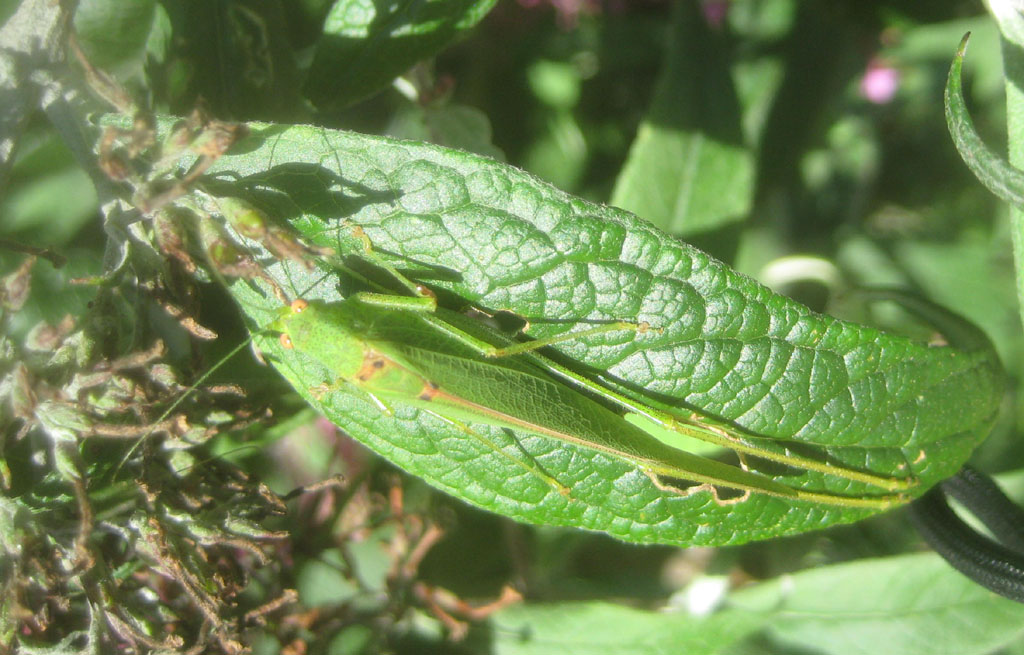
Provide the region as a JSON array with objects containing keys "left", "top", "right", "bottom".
[
  {"left": 480, "top": 321, "right": 657, "bottom": 359},
  {"left": 341, "top": 223, "right": 440, "bottom": 300},
  {"left": 352, "top": 291, "right": 437, "bottom": 314}
]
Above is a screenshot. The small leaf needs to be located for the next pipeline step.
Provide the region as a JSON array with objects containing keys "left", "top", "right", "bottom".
[
  {"left": 0, "top": 256, "right": 34, "bottom": 311},
  {"left": 945, "top": 32, "right": 1024, "bottom": 209}
]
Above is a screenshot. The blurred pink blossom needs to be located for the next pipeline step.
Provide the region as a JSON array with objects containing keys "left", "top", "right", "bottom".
[
  {"left": 860, "top": 59, "right": 900, "bottom": 104},
  {"left": 515, "top": 0, "right": 602, "bottom": 28},
  {"left": 702, "top": 0, "right": 729, "bottom": 28}
]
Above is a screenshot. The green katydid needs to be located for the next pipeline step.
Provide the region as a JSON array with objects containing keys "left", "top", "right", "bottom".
[{"left": 270, "top": 288, "right": 914, "bottom": 510}]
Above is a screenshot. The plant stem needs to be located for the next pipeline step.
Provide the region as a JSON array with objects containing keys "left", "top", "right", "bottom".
[{"left": 986, "top": 1, "right": 1024, "bottom": 327}]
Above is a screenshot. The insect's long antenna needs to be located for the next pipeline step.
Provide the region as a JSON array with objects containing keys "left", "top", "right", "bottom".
[
  {"left": 171, "top": 443, "right": 263, "bottom": 476},
  {"left": 111, "top": 263, "right": 343, "bottom": 478},
  {"left": 112, "top": 328, "right": 261, "bottom": 480}
]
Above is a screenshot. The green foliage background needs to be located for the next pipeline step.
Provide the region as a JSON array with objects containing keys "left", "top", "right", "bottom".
[{"left": 4, "top": 0, "right": 1024, "bottom": 653}]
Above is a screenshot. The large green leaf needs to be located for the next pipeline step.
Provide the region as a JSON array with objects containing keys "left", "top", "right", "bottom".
[
  {"left": 191, "top": 122, "right": 1002, "bottom": 547},
  {"left": 305, "top": 0, "right": 499, "bottom": 108}
]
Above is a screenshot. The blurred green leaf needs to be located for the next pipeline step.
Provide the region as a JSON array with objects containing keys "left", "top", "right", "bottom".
[
  {"left": 522, "top": 110, "right": 587, "bottom": 191},
  {"left": 297, "top": 549, "right": 360, "bottom": 606},
  {"left": 611, "top": 2, "right": 754, "bottom": 236},
  {"left": 887, "top": 17, "right": 1001, "bottom": 102},
  {"left": 387, "top": 103, "right": 504, "bottom": 160},
  {"left": 494, "top": 553, "right": 1024, "bottom": 655},
  {"left": 730, "top": 552, "right": 1024, "bottom": 655},
  {"left": 493, "top": 601, "right": 764, "bottom": 655},
  {"left": 528, "top": 60, "right": 581, "bottom": 110},
  {"left": 893, "top": 234, "right": 1020, "bottom": 364},
  {"left": 1, "top": 168, "right": 97, "bottom": 242},
  {"left": 327, "top": 625, "right": 375, "bottom": 655},
  {"left": 73, "top": 0, "right": 158, "bottom": 79},
  {"left": 305, "top": 0, "right": 499, "bottom": 108},
  {"left": 0, "top": 129, "right": 98, "bottom": 245}
]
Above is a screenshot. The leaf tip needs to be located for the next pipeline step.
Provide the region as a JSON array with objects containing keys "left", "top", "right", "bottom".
[{"left": 957, "top": 31, "right": 972, "bottom": 58}]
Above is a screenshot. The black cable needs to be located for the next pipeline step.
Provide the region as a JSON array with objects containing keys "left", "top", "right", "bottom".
[
  {"left": 909, "top": 467, "right": 1024, "bottom": 603},
  {"left": 939, "top": 465, "right": 1024, "bottom": 549}
]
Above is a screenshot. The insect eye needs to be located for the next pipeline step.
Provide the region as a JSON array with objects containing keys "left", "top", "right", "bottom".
[
  {"left": 279, "top": 333, "right": 294, "bottom": 349},
  {"left": 291, "top": 299, "right": 309, "bottom": 313}
]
